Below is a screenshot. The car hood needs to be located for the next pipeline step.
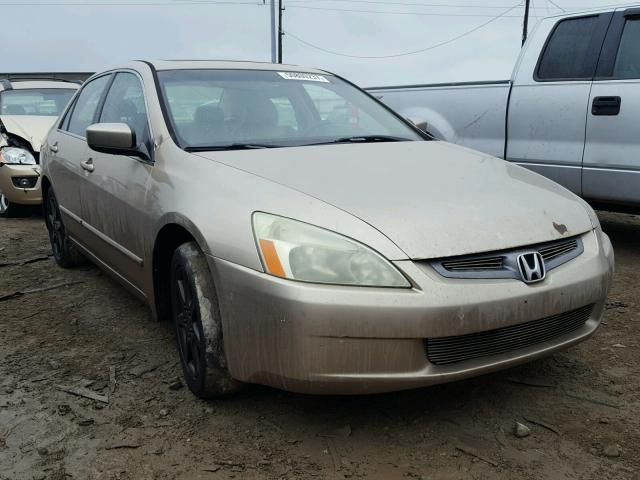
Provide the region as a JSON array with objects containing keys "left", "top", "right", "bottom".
[
  {"left": 0, "top": 115, "right": 57, "bottom": 152},
  {"left": 197, "top": 141, "right": 593, "bottom": 259}
]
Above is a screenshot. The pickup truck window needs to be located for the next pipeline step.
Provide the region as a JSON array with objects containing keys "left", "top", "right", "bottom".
[
  {"left": 613, "top": 19, "right": 640, "bottom": 79},
  {"left": 537, "top": 16, "right": 599, "bottom": 81}
]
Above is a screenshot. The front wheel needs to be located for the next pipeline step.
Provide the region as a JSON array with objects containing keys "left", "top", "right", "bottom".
[
  {"left": 0, "top": 190, "right": 30, "bottom": 218},
  {"left": 170, "top": 242, "right": 244, "bottom": 398}
]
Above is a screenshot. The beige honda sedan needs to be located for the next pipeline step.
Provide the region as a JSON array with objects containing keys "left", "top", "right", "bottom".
[
  {"left": 0, "top": 79, "right": 78, "bottom": 216},
  {"left": 41, "top": 61, "right": 614, "bottom": 397}
]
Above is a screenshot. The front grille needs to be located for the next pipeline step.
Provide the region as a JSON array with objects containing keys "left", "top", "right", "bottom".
[
  {"left": 442, "top": 256, "right": 504, "bottom": 272},
  {"left": 426, "top": 304, "right": 594, "bottom": 365},
  {"left": 539, "top": 239, "right": 578, "bottom": 262},
  {"left": 432, "top": 235, "right": 584, "bottom": 280}
]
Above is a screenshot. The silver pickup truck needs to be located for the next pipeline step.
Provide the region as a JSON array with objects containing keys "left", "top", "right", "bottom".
[{"left": 370, "top": 5, "right": 640, "bottom": 212}]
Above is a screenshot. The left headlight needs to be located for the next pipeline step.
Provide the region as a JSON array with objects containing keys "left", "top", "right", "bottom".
[
  {"left": 0, "top": 147, "right": 36, "bottom": 165},
  {"left": 253, "top": 212, "right": 410, "bottom": 288}
]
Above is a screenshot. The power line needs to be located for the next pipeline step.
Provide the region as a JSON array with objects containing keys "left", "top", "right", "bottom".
[
  {"left": 285, "top": 2, "right": 524, "bottom": 59},
  {"left": 287, "top": 4, "right": 537, "bottom": 17},
  {"left": 546, "top": 0, "right": 566, "bottom": 11},
  {"left": 286, "top": 0, "right": 555, "bottom": 8}
]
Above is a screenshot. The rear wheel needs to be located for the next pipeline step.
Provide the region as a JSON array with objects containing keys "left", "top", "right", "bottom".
[
  {"left": 44, "top": 188, "right": 85, "bottom": 268},
  {"left": 170, "top": 242, "right": 244, "bottom": 398}
]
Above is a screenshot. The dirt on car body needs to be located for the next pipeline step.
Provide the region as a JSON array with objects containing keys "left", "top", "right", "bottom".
[{"left": 0, "top": 213, "right": 639, "bottom": 480}]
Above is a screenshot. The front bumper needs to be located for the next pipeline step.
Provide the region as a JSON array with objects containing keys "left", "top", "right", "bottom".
[
  {"left": 0, "top": 164, "right": 42, "bottom": 205},
  {"left": 209, "top": 229, "right": 614, "bottom": 394}
]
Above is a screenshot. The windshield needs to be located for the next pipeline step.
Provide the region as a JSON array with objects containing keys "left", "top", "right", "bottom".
[
  {"left": 157, "top": 69, "right": 423, "bottom": 149},
  {"left": 0, "top": 88, "right": 76, "bottom": 116}
]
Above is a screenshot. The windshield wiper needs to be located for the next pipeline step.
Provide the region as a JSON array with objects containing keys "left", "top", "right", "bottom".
[
  {"left": 184, "top": 143, "right": 278, "bottom": 152},
  {"left": 310, "top": 135, "right": 414, "bottom": 146}
]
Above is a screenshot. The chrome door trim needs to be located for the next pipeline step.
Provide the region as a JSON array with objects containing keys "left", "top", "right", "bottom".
[
  {"left": 59, "top": 205, "right": 144, "bottom": 266},
  {"left": 583, "top": 165, "right": 640, "bottom": 173},
  {"left": 513, "top": 160, "right": 582, "bottom": 169}
]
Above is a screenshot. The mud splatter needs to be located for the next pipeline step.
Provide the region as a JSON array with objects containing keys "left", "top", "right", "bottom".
[{"left": 553, "top": 222, "right": 568, "bottom": 235}]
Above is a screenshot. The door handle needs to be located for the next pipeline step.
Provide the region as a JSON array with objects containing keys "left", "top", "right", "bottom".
[
  {"left": 49, "top": 142, "right": 58, "bottom": 153},
  {"left": 592, "top": 96, "right": 621, "bottom": 116},
  {"left": 81, "top": 158, "right": 95, "bottom": 173}
]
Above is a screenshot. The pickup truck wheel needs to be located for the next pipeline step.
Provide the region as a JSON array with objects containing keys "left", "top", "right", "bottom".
[
  {"left": 44, "top": 188, "right": 85, "bottom": 268},
  {"left": 170, "top": 242, "right": 244, "bottom": 398}
]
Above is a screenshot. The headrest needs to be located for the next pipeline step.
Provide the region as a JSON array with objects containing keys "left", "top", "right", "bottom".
[
  {"left": 247, "top": 98, "right": 278, "bottom": 126},
  {"left": 194, "top": 104, "right": 224, "bottom": 126}
]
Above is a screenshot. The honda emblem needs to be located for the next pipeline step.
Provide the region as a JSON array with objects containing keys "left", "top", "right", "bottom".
[{"left": 517, "top": 252, "right": 546, "bottom": 284}]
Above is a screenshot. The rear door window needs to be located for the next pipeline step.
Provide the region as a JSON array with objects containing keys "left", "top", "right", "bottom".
[
  {"left": 537, "top": 16, "right": 600, "bottom": 80},
  {"left": 613, "top": 18, "right": 640, "bottom": 79},
  {"left": 66, "top": 75, "right": 111, "bottom": 137}
]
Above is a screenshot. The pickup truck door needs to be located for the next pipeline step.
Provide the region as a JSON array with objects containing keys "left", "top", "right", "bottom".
[
  {"left": 80, "top": 71, "right": 154, "bottom": 294},
  {"left": 583, "top": 9, "right": 640, "bottom": 206},
  {"left": 506, "top": 13, "right": 611, "bottom": 195}
]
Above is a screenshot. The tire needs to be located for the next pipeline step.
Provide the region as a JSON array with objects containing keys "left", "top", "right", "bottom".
[
  {"left": 0, "top": 190, "right": 31, "bottom": 218},
  {"left": 170, "top": 242, "right": 244, "bottom": 398},
  {"left": 44, "top": 188, "right": 85, "bottom": 268}
]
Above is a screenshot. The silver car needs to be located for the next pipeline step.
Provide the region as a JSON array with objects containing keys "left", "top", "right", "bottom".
[{"left": 41, "top": 61, "right": 614, "bottom": 397}]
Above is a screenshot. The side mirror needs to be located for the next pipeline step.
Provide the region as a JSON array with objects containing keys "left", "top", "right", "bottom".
[{"left": 86, "top": 123, "right": 147, "bottom": 159}]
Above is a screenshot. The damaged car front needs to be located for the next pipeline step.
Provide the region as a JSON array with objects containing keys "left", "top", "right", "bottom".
[{"left": 0, "top": 79, "right": 78, "bottom": 216}]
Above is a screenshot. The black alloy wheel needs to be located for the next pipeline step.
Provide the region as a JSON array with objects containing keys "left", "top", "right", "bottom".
[{"left": 169, "top": 242, "right": 243, "bottom": 398}]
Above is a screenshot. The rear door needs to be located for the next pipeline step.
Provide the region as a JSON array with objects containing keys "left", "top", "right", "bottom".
[
  {"left": 80, "top": 71, "right": 154, "bottom": 292},
  {"left": 583, "top": 8, "right": 640, "bottom": 207},
  {"left": 48, "top": 74, "right": 112, "bottom": 242},
  {"left": 506, "top": 13, "right": 611, "bottom": 194}
]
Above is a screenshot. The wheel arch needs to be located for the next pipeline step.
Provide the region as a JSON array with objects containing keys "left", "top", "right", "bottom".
[
  {"left": 151, "top": 215, "right": 211, "bottom": 322},
  {"left": 41, "top": 175, "right": 52, "bottom": 200}
]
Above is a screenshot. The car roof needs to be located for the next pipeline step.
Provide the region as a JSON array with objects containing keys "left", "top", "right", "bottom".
[
  {"left": 0, "top": 79, "right": 80, "bottom": 91},
  {"left": 143, "top": 59, "right": 330, "bottom": 75}
]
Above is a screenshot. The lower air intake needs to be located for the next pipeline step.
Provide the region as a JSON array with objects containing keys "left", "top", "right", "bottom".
[{"left": 426, "top": 304, "right": 595, "bottom": 366}]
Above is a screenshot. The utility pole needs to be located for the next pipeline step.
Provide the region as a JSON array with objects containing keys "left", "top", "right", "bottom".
[
  {"left": 270, "top": 0, "right": 277, "bottom": 63},
  {"left": 522, "top": 0, "right": 531, "bottom": 47},
  {"left": 277, "top": 0, "right": 284, "bottom": 64}
]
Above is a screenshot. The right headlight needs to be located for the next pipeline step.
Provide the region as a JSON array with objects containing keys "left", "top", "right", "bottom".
[
  {"left": 0, "top": 147, "right": 36, "bottom": 165},
  {"left": 253, "top": 212, "right": 410, "bottom": 288}
]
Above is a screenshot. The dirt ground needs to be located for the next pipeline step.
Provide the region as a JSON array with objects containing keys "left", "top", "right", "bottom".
[{"left": 0, "top": 212, "right": 638, "bottom": 480}]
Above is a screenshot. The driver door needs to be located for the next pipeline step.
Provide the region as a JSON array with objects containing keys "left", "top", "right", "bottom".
[{"left": 80, "top": 71, "right": 154, "bottom": 293}]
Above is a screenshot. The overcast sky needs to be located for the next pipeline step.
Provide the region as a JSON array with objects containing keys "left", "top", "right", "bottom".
[{"left": 1, "top": 0, "right": 627, "bottom": 86}]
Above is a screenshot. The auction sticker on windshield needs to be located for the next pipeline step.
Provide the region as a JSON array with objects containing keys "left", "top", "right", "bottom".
[{"left": 278, "top": 72, "right": 329, "bottom": 82}]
